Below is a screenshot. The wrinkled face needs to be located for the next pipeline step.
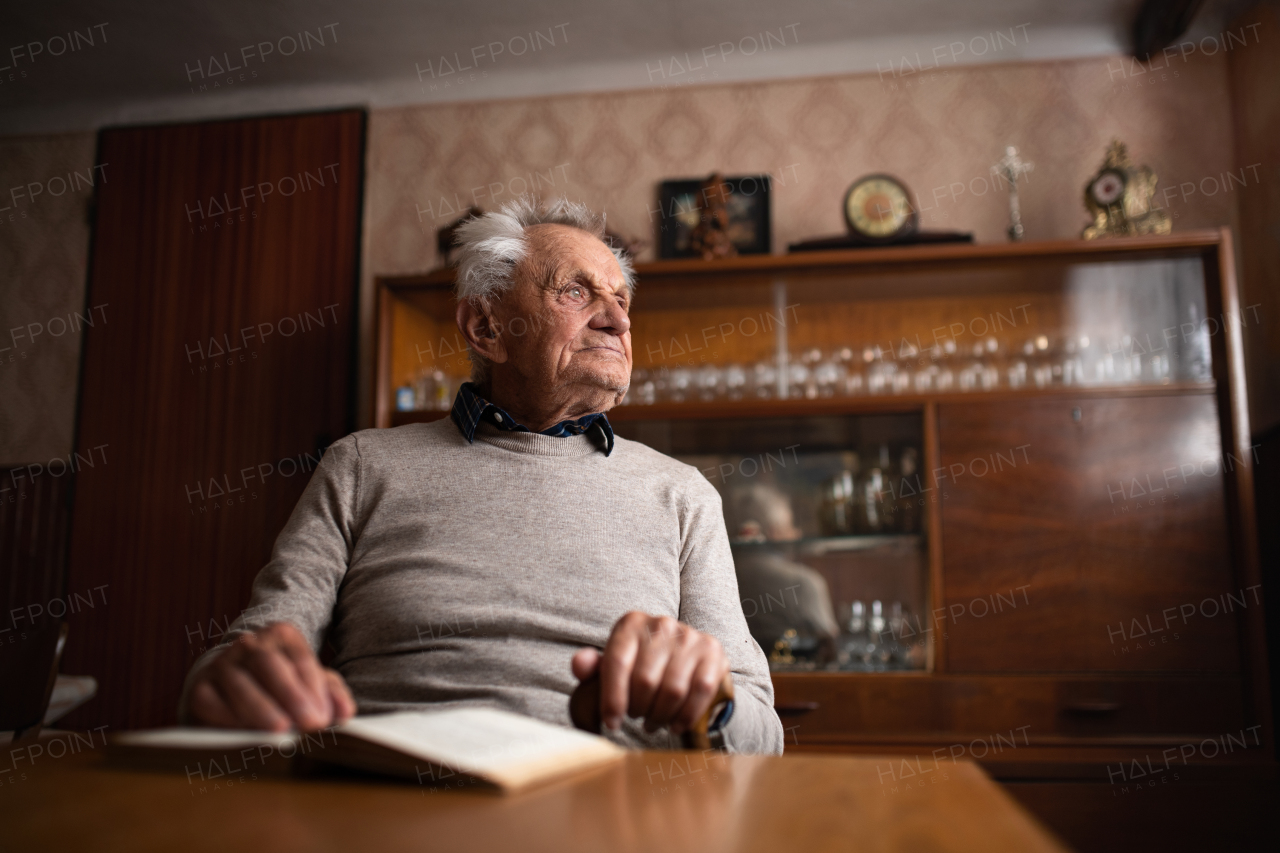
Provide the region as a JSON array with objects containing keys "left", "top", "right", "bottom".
[{"left": 493, "top": 224, "right": 632, "bottom": 397}]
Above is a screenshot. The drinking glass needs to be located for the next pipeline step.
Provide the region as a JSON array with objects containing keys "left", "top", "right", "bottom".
[
  {"left": 1007, "top": 359, "right": 1028, "bottom": 388},
  {"left": 696, "top": 364, "right": 722, "bottom": 401},
  {"left": 913, "top": 364, "right": 936, "bottom": 393},
  {"left": 867, "top": 361, "right": 892, "bottom": 395},
  {"left": 626, "top": 369, "right": 655, "bottom": 405},
  {"left": 667, "top": 367, "right": 692, "bottom": 402},
  {"left": 787, "top": 359, "right": 814, "bottom": 399},
  {"left": 813, "top": 354, "right": 841, "bottom": 397},
  {"left": 751, "top": 361, "right": 777, "bottom": 399},
  {"left": 724, "top": 363, "right": 748, "bottom": 399}
]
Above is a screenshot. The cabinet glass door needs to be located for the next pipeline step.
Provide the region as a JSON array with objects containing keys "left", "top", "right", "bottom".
[
  {"left": 615, "top": 413, "right": 929, "bottom": 672},
  {"left": 621, "top": 255, "right": 1213, "bottom": 409}
]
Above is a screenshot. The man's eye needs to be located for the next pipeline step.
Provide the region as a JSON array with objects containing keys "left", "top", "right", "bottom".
[{"left": 567, "top": 286, "right": 585, "bottom": 300}]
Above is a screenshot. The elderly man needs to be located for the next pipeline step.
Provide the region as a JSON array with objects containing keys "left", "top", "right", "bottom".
[{"left": 181, "top": 197, "right": 783, "bottom": 754}]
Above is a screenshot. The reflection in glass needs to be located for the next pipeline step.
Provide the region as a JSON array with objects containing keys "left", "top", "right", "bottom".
[
  {"left": 727, "top": 484, "right": 840, "bottom": 667},
  {"left": 624, "top": 413, "right": 930, "bottom": 673}
]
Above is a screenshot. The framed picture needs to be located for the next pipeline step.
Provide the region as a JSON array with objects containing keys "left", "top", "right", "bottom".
[{"left": 656, "top": 175, "right": 771, "bottom": 259}]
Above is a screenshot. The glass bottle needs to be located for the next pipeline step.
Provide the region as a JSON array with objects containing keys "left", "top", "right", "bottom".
[
  {"left": 818, "top": 452, "right": 859, "bottom": 536},
  {"left": 412, "top": 368, "right": 431, "bottom": 410},
  {"left": 395, "top": 384, "right": 416, "bottom": 411},
  {"left": 888, "top": 601, "right": 906, "bottom": 666},
  {"left": 897, "top": 447, "right": 922, "bottom": 534},
  {"left": 866, "top": 600, "right": 889, "bottom": 667},
  {"left": 432, "top": 370, "right": 453, "bottom": 410},
  {"left": 844, "top": 600, "right": 869, "bottom": 669},
  {"left": 858, "top": 462, "right": 884, "bottom": 533},
  {"left": 865, "top": 445, "right": 899, "bottom": 533}
]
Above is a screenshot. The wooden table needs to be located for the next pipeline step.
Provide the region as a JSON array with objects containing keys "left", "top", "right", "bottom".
[{"left": 0, "top": 746, "right": 1070, "bottom": 852}]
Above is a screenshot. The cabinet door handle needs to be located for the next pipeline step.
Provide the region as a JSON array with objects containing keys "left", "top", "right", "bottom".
[
  {"left": 774, "top": 701, "right": 820, "bottom": 716},
  {"left": 1065, "top": 700, "right": 1121, "bottom": 714}
]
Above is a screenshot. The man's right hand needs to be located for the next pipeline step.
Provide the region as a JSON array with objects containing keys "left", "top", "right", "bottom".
[{"left": 186, "top": 622, "right": 355, "bottom": 732}]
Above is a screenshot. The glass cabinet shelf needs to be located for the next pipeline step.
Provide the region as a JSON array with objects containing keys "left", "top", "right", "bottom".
[{"left": 732, "top": 533, "right": 923, "bottom": 555}]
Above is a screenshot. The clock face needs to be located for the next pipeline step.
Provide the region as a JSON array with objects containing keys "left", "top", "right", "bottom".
[
  {"left": 1091, "top": 168, "right": 1127, "bottom": 206},
  {"left": 844, "top": 176, "right": 914, "bottom": 238}
]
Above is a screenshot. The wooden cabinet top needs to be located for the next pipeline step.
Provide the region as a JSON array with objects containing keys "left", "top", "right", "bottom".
[{"left": 379, "top": 228, "right": 1230, "bottom": 290}]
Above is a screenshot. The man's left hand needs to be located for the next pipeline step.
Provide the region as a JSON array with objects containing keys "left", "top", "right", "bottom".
[{"left": 571, "top": 611, "right": 731, "bottom": 735}]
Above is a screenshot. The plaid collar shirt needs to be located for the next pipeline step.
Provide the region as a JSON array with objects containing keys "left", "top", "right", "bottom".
[{"left": 449, "top": 381, "right": 615, "bottom": 456}]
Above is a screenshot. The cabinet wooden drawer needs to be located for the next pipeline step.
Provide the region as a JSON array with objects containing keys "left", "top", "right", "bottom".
[{"left": 772, "top": 674, "right": 1247, "bottom": 743}]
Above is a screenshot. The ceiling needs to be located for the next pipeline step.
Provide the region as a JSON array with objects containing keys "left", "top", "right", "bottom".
[{"left": 0, "top": 0, "right": 1252, "bottom": 134}]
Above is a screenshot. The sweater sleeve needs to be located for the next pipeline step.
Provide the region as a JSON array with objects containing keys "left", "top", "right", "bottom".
[
  {"left": 676, "top": 471, "right": 785, "bottom": 755},
  {"left": 177, "top": 434, "right": 361, "bottom": 720}
]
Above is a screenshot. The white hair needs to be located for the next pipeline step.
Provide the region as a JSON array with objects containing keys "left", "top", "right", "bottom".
[{"left": 453, "top": 197, "right": 635, "bottom": 385}]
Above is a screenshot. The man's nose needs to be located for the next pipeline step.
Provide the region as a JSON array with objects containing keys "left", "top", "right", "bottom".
[{"left": 591, "top": 297, "right": 631, "bottom": 335}]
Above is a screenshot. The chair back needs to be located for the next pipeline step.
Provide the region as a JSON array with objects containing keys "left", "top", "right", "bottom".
[{"left": 0, "top": 619, "right": 68, "bottom": 740}]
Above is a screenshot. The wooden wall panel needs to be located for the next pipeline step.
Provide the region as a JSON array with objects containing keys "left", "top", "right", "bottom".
[
  {"left": 61, "top": 110, "right": 365, "bottom": 730},
  {"left": 0, "top": 467, "right": 74, "bottom": 632}
]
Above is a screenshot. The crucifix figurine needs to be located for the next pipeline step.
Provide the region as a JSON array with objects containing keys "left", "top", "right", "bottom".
[{"left": 992, "top": 145, "right": 1033, "bottom": 242}]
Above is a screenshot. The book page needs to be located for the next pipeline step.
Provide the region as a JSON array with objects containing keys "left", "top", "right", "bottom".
[
  {"left": 338, "top": 708, "right": 622, "bottom": 778},
  {"left": 112, "top": 728, "right": 299, "bottom": 750}
]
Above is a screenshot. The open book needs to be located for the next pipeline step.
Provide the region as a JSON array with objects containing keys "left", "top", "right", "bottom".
[{"left": 108, "top": 707, "right": 625, "bottom": 793}]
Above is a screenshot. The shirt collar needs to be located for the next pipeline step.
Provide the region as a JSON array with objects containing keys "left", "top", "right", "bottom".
[{"left": 450, "top": 382, "right": 614, "bottom": 456}]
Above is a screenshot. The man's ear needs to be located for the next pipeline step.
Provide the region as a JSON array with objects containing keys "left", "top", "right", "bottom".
[{"left": 456, "top": 299, "right": 508, "bottom": 365}]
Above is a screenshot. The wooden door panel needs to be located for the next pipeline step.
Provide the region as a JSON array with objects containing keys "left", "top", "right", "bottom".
[
  {"left": 62, "top": 111, "right": 364, "bottom": 729},
  {"left": 938, "top": 395, "right": 1239, "bottom": 673}
]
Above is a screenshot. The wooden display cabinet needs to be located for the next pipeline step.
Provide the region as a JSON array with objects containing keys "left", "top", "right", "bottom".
[{"left": 374, "top": 228, "right": 1269, "bottom": 780}]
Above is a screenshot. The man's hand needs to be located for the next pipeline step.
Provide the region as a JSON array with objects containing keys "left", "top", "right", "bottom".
[
  {"left": 187, "top": 622, "right": 355, "bottom": 732},
  {"left": 571, "top": 612, "right": 731, "bottom": 735}
]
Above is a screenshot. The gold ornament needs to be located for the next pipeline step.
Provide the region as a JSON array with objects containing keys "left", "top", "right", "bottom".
[
  {"left": 1082, "top": 140, "right": 1171, "bottom": 239},
  {"left": 770, "top": 629, "right": 797, "bottom": 666}
]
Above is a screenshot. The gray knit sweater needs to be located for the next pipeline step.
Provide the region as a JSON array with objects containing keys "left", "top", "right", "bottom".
[{"left": 183, "top": 418, "right": 783, "bottom": 754}]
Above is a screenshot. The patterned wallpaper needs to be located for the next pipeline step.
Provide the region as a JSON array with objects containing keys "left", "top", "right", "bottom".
[
  {"left": 364, "top": 53, "right": 1240, "bottom": 271},
  {"left": 359, "top": 51, "right": 1245, "bottom": 425},
  {"left": 0, "top": 48, "right": 1260, "bottom": 460},
  {"left": 0, "top": 132, "right": 96, "bottom": 465}
]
